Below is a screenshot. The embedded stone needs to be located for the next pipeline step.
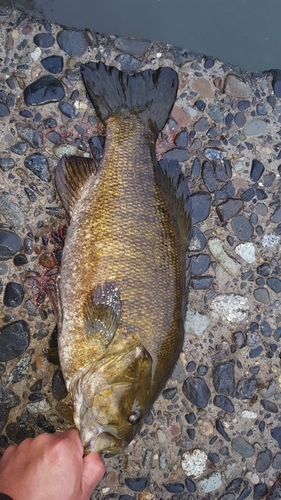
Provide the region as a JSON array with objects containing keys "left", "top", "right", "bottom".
[
  {"left": 216, "top": 199, "right": 243, "bottom": 222},
  {"left": 251, "top": 159, "right": 264, "bottom": 181},
  {"left": 224, "top": 74, "right": 252, "bottom": 98},
  {"left": 0, "top": 321, "right": 30, "bottom": 361},
  {"left": 191, "top": 191, "right": 211, "bottom": 224},
  {"left": 182, "top": 376, "right": 211, "bottom": 408},
  {"left": 57, "top": 29, "right": 91, "bottom": 57},
  {"left": 24, "top": 153, "right": 51, "bottom": 182},
  {"left": 0, "top": 230, "right": 22, "bottom": 260},
  {"left": 24, "top": 76, "right": 65, "bottom": 105}
]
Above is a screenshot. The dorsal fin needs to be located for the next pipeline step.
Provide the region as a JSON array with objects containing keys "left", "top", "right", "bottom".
[
  {"left": 55, "top": 155, "right": 97, "bottom": 216},
  {"left": 83, "top": 281, "right": 122, "bottom": 347},
  {"left": 156, "top": 159, "right": 191, "bottom": 247}
]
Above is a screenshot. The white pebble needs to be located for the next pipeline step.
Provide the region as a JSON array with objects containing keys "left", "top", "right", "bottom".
[{"left": 235, "top": 242, "right": 256, "bottom": 263}]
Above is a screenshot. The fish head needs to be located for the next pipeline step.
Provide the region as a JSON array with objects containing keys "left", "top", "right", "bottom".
[{"left": 70, "top": 340, "right": 153, "bottom": 454}]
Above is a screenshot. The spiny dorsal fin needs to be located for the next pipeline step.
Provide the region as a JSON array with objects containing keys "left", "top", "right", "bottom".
[
  {"left": 55, "top": 155, "right": 97, "bottom": 216},
  {"left": 84, "top": 281, "right": 121, "bottom": 347}
]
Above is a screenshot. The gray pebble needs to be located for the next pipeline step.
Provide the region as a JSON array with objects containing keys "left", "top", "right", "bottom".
[
  {"left": 24, "top": 153, "right": 51, "bottom": 182},
  {"left": 231, "top": 215, "right": 253, "bottom": 241},
  {"left": 182, "top": 376, "right": 211, "bottom": 408},
  {"left": 232, "top": 436, "right": 255, "bottom": 458},
  {"left": 236, "top": 377, "right": 258, "bottom": 399},
  {"left": 114, "top": 37, "right": 150, "bottom": 56},
  {"left": 267, "top": 278, "right": 281, "bottom": 294},
  {"left": 217, "top": 199, "right": 243, "bottom": 222},
  {"left": 16, "top": 122, "right": 43, "bottom": 149},
  {"left": 57, "top": 29, "right": 91, "bottom": 56},
  {"left": 0, "top": 157, "right": 15, "bottom": 172},
  {"left": 0, "top": 196, "right": 25, "bottom": 227},
  {"left": 213, "top": 360, "right": 235, "bottom": 397},
  {"left": 254, "top": 287, "right": 270, "bottom": 304},
  {"left": 244, "top": 119, "right": 267, "bottom": 136},
  {"left": 115, "top": 54, "right": 141, "bottom": 71}
]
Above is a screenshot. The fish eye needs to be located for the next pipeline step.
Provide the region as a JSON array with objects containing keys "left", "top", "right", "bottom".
[{"left": 128, "top": 410, "right": 141, "bottom": 424}]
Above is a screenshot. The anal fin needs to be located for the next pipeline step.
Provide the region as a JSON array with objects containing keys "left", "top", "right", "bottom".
[
  {"left": 84, "top": 281, "right": 122, "bottom": 347},
  {"left": 55, "top": 156, "right": 97, "bottom": 216}
]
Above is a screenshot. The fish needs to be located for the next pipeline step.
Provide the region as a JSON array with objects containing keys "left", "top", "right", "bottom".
[{"left": 55, "top": 61, "right": 191, "bottom": 454}]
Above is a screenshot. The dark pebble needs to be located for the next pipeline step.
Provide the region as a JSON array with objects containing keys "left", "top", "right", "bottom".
[
  {"left": 238, "top": 99, "right": 250, "bottom": 111},
  {"left": 255, "top": 449, "right": 272, "bottom": 473},
  {"left": 194, "top": 116, "right": 209, "bottom": 132},
  {"left": 0, "top": 385, "right": 20, "bottom": 408},
  {"left": 253, "top": 483, "right": 268, "bottom": 499},
  {"left": 24, "top": 153, "right": 51, "bottom": 182},
  {"left": 36, "top": 413, "right": 55, "bottom": 433},
  {"left": 33, "top": 33, "right": 55, "bottom": 48},
  {"left": 89, "top": 136, "right": 105, "bottom": 161},
  {"left": 236, "top": 377, "right": 258, "bottom": 399},
  {"left": 10, "top": 355, "right": 30, "bottom": 383},
  {"left": 226, "top": 477, "right": 243, "bottom": 494},
  {"left": 41, "top": 55, "right": 64, "bottom": 74},
  {"left": 190, "top": 254, "right": 210, "bottom": 275},
  {"left": 232, "top": 436, "right": 255, "bottom": 458},
  {"left": 0, "top": 320, "right": 30, "bottom": 361},
  {"left": 267, "top": 277, "right": 281, "bottom": 293},
  {"left": 43, "top": 117, "right": 57, "bottom": 128},
  {"left": 233, "top": 331, "right": 246, "bottom": 349},
  {"left": 57, "top": 29, "right": 91, "bottom": 56},
  {"left": 6, "top": 422, "right": 34, "bottom": 444},
  {"left": 261, "top": 399, "right": 278, "bottom": 413},
  {"left": 115, "top": 54, "right": 141, "bottom": 72},
  {"left": 271, "top": 426, "right": 281, "bottom": 448},
  {"left": 191, "top": 157, "right": 201, "bottom": 179},
  {"left": 189, "top": 227, "right": 206, "bottom": 252},
  {"left": 231, "top": 215, "right": 253, "bottom": 241},
  {"left": 213, "top": 395, "right": 234, "bottom": 413},
  {"left": 208, "top": 451, "right": 220, "bottom": 463},
  {"left": 190, "top": 276, "right": 213, "bottom": 289},
  {"left": 30, "top": 379, "right": 42, "bottom": 392},
  {"left": 187, "top": 428, "right": 195, "bottom": 439},
  {"left": 119, "top": 496, "right": 135, "bottom": 500},
  {"left": 175, "top": 131, "right": 188, "bottom": 147},
  {"left": 237, "top": 486, "right": 252, "bottom": 499},
  {"left": 24, "top": 187, "right": 37, "bottom": 202},
  {"left": 0, "top": 230, "right": 22, "bottom": 260},
  {"left": 197, "top": 365, "right": 208, "bottom": 376},
  {"left": 254, "top": 287, "right": 270, "bottom": 304},
  {"left": 59, "top": 101, "right": 76, "bottom": 118},
  {"left": 24, "top": 237, "right": 33, "bottom": 255},
  {"left": 271, "top": 207, "right": 281, "bottom": 223},
  {"left": 272, "top": 453, "right": 281, "bottom": 469},
  {"left": 0, "top": 103, "right": 10, "bottom": 117},
  {"left": 144, "top": 411, "right": 154, "bottom": 425},
  {"left": 0, "top": 157, "right": 15, "bottom": 172},
  {"left": 250, "top": 159, "right": 264, "bottom": 182},
  {"left": 271, "top": 69, "right": 281, "bottom": 98},
  {"left": 191, "top": 192, "right": 212, "bottom": 225},
  {"left": 216, "top": 199, "right": 243, "bottom": 222},
  {"left": 186, "top": 360, "right": 196, "bottom": 372},
  {"left": 3, "top": 282, "right": 24, "bottom": 308},
  {"left": 24, "top": 76, "right": 65, "bottom": 105},
  {"left": 20, "top": 109, "right": 32, "bottom": 118},
  {"left": 52, "top": 368, "right": 68, "bottom": 400},
  {"left": 162, "top": 387, "right": 177, "bottom": 399},
  {"left": 185, "top": 477, "right": 196, "bottom": 492},
  {"left": 164, "top": 483, "right": 185, "bottom": 493},
  {"left": 256, "top": 188, "right": 267, "bottom": 200},
  {"left": 234, "top": 112, "right": 246, "bottom": 127},
  {"left": 225, "top": 113, "right": 233, "bottom": 126},
  {"left": 214, "top": 162, "right": 228, "bottom": 182},
  {"left": 16, "top": 123, "right": 42, "bottom": 149},
  {"left": 185, "top": 412, "right": 196, "bottom": 424},
  {"left": 124, "top": 477, "right": 148, "bottom": 492},
  {"left": 213, "top": 360, "right": 235, "bottom": 397},
  {"left": 241, "top": 188, "right": 255, "bottom": 202},
  {"left": 71, "top": 90, "right": 79, "bottom": 100},
  {"left": 216, "top": 419, "right": 230, "bottom": 441},
  {"left": 257, "top": 263, "right": 270, "bottom": 276},
  {"left": 275, "top": 327, "right": 281, "bottom": 341},
  {"left": 182, "top": 376, "right": 211, "bottom": 408},
  {"left": 46, "top": 131, "right": 61, "bottom": 144},
  {"left": 28, "top": 393, "right": 43, "bottom": 402},
  {"left": 11, "top": 142, "right": 27, "bottom": 155},
  {"left": 194, "top": 100, "right": 206, "bottom": 111},
  {"left": 250, "top": 346, "right": 263, "bottom": 358},
  {"left": 202, "top": 161, "right": 218, "bottom": 193},
  {"left": 261, "top": 320, "right": 272, "bottom": 337}
]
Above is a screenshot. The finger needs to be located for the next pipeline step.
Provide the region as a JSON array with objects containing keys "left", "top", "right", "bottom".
[
  {"left": 82, "top": 452, "right": 105, "bottom": 495},
  {"left": 60, "top": 428, "right": 84, "bottom": 456}
]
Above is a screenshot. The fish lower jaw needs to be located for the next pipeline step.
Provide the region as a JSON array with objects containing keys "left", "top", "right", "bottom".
[{"left": 82, "top": 426, "right": 124, "bottom": 454}]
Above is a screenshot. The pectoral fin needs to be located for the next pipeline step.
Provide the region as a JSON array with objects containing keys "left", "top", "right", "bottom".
[
  {"left": 84, "top": 281, "right": 121, "bottom": 347},
  {"left": 55, "top": 155, "right": 97, "bottom": 216}
]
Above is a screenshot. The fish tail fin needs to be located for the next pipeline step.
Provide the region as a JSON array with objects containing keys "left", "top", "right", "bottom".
[{"left": 80, "top": 61, "right": 178, "bottom": 134}]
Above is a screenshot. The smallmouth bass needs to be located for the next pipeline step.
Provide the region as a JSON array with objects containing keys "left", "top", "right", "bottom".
[{"left": 55, "top": 61, "right": 191, "bottom": 454}]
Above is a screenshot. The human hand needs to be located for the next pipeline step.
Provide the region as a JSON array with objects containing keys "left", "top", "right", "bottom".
[{"left": 0, "top": 429, "right": 104, "bottom": 500}]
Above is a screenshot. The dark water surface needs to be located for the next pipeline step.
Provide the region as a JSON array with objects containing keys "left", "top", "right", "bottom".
[{"left": 2, "top": 0, "right": 281, "bottom": 72}]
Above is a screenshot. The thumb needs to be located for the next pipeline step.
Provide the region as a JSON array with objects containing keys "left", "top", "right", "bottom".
[{"left": 82, "top": 451, "right": 105, "bottom": 496}]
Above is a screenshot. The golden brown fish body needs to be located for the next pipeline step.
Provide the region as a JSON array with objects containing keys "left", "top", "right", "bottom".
[{"left": 56, "top": 62, "right": 191, "bottom": 453}]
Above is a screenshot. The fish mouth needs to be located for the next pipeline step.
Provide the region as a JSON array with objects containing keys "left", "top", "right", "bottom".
[{"left": 91, "top": 431, "right": 124, "bottom": 454}]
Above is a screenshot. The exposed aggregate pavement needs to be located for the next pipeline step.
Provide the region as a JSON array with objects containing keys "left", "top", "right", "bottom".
[{"left": 0, "top": 6, "right": 281, "bottom": 500}]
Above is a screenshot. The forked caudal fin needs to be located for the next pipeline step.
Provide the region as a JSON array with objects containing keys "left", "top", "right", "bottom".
[{"left": 80, "top": 61, "right": 178, "bottom": 134}]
